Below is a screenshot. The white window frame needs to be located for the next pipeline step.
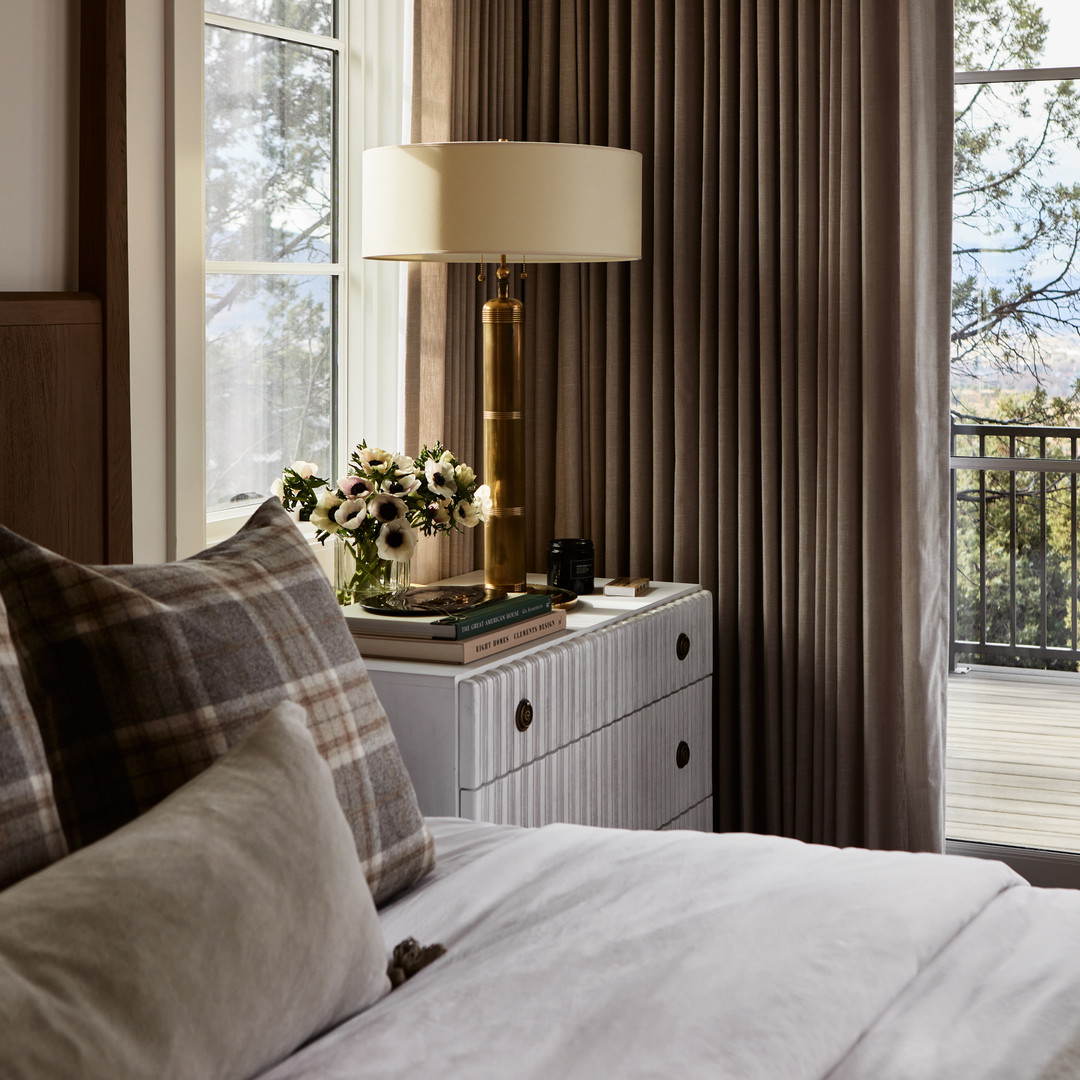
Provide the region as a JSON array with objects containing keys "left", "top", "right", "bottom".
[{"left": 167, "top": 0, "right": 410, "bottom": 560}]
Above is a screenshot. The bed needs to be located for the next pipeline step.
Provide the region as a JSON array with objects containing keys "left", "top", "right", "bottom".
[
  {"left": 260, "top": 816, "right": 1080, "bottom": 1080},
  {"left": 2, "top": 498, "right": 1080, "bottom": 1080}
]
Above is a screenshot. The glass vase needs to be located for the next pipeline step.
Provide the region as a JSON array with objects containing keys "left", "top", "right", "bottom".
[{"left": 334, "top": 536, "right": 411, "bottom": 607}]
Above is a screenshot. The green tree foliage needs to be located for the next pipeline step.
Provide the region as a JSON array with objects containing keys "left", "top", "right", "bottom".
[{"left": 954, "top": 451, "right": 1078, "bottom": 671}]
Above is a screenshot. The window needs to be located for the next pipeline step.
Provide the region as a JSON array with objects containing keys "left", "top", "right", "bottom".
[
  {"left": 952, "top": 0, "right": 1080, "bottom": 413},
  {"left": 947, "top": 1, "right": 1080, "bottom": 866},
  {"left": 203, "top": 4, "right": 340, "bottom": 514},
  {"left": 169, "top": 0, "right": 410, "bottom": 557}
]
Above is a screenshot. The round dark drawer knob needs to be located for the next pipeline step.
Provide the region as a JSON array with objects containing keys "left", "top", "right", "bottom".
[
  {"left": 515, "top": 699, "right": 534, "bottom": 732},
  {"left": 676, "top": 740, "right": 690, "bottom": 769},
  {"left": 676, "top": 632, "right": 691, "bottom": 661}
]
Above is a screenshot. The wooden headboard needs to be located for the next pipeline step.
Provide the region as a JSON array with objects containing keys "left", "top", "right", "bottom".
[
  {"left": 0, "top": 0, "right": 131, "bottom": 563},
  {"left": 0, "top": 294, "right": 116, "bottom": 562}
]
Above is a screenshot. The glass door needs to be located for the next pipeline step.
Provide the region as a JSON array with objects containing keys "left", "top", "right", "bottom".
[{"left": 948, "top": 0, "right": 1080, "bottom": 883}]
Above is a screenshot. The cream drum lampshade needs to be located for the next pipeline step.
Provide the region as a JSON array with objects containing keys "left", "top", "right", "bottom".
[
  {"left": 361, "top": 140, "right": 642, "bottom": 594},
  {"left": 361, "top": 141, "right": 642, "bottom": 263}
]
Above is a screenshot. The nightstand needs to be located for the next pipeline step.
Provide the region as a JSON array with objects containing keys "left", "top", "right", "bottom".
[{"left": 361, "top": 577, "right": 714, "bottom": 832}]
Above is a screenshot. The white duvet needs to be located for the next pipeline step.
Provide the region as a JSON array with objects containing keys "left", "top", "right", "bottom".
[{"left": 259, "top": 819, "right": 1080, "bottom": 1080}]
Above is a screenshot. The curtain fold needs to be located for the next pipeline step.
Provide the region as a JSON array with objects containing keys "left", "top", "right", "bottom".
[{"left": 407, "top": 0, "right": 952, "bottom": 852}]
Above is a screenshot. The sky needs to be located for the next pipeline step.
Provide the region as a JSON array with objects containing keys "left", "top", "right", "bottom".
[{"left": 1037, "top": 0, "right": 1080, "bottom": 69}]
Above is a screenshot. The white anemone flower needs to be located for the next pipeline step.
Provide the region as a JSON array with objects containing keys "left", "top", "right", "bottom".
[
  {"left": 376, "top": 522, "right": 417, "bottom": 562},
  {"left": 310, "top": 488, "right": 343, "bottom": 533},
  {"left": 472, "top": 484, "right": 493, "bottom": 523},
  {"left": 392, "top": 454, "right": 418, "bottom": 475},
  {"left": 454, "top": 462, "right": 476, "bottom": 488},
  {"left": 368, "top": 493, "right": 408, "bottom": 525},
  {"left": 424, "top": 457, "right": 458, "bottom": 497},
  {"left": 382, "top": 474, "right": 421, "bottom": 498},
  {"left": 357, "top": 447, "right": 393, "bottom": 473},
  {"left": 453, "top": 499, "right": 481, "bottom": 528},
  {"left": 339, "top": 475, "right": 376, "bottom": 499},
  {"left": 290, "top": 460, "right": 320, "bottom": 479},
  {"left": 334, "top": 498, "right": 367, "bottom": 531}
]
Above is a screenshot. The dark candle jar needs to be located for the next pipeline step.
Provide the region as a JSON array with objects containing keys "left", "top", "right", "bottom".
[{"left": 547, "top": 538, "right": 594, "bottom": 596}]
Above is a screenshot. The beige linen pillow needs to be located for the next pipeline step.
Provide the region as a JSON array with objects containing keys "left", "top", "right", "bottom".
[{"left": 0, "top": 700, "right": 391, "bottom": 1080}]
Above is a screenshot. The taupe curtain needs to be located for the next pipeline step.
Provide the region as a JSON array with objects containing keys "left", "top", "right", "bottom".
[{"left": 408, "top": 0, "right": 952, "bottom": 852}]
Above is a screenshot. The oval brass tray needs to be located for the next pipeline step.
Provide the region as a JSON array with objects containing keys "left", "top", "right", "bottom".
[{"left": 359, "top": 584, "right": 508, "bottom": 617}]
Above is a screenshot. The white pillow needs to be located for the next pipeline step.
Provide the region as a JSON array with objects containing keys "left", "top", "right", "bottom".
[{"left": 0, "top": 700, "right": 391, "bottom": 1080}]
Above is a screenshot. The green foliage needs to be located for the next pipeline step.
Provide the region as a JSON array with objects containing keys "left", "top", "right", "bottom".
[
  {"left": 955, "top": 380, "right": 1080, "bottom": 425},
  {"left": 954, "top": 0, "right": 1047, "bottom": 73},
  {"left": 954, "top": 461, "right": 1080, "bottom": 671},
  {"left": 953, "top": 386, "right": 1080, "bottom": 671}
]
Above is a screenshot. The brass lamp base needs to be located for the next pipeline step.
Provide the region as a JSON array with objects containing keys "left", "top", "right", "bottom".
[
  {"left": 482, "top": 257, "right": 527, "bottom": 592},
  {"left": 481, "top": 257, "right": 576, "bottom": 610}
]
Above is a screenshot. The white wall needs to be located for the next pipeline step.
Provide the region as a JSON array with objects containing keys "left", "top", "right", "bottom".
[{"left": 0, "top": 0, "right": 79, "bottom": 290}]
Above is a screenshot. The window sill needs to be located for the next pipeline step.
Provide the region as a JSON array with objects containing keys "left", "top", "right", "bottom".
[{"left": 204, "top": 504, "right": 334, "bottom": 581}]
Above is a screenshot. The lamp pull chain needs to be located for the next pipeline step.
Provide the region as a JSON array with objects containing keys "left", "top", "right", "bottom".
[
  {"left": 477, "top": 258, "right": 486, "bottom": 284},
  {"left": 520, "top": 259, "right": 528, "bottom": 282}
]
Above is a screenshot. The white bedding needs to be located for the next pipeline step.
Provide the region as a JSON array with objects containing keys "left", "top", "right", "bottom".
[{"left": 259, "top": 819, "right": 1080, "bottom": 1080}]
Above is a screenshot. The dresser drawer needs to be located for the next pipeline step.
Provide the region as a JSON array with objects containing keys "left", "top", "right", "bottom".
[
  {"left": 607, "top": 589, "right": 713, "bottom": 710},
  {"left": 458, "top": 590, "right": 713, "bottom": 788},
  {"left": 459, "top": 677, "right": 712, "bottom": 829}
]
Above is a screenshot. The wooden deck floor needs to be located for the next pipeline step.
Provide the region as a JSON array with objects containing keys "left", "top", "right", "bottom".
[{"left": 947, "top": 665, "right": 1080, "bottom": 852}]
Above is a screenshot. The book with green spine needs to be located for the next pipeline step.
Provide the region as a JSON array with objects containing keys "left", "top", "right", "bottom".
[{"left": 432, "top": 591, "right": 553, "bottom": 638}]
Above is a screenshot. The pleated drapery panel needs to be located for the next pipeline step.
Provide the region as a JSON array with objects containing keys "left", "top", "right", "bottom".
[{"left": 406, "top": 0, "right": 952, "bottom": 852}]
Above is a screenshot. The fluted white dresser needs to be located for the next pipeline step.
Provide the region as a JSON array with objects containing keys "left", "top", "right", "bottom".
[{"left": 361, "top": 577, "right": 714, "bottom": 832}]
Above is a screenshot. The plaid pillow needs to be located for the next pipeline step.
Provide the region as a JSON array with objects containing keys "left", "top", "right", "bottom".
[
  {"left": 0, "top": 499, "right": 433, "bottom": 905},
  {"left": 0, "top": 595, "right": 67, "bottom": 890}
]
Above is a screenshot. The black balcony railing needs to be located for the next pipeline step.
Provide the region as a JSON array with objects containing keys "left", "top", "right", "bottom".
[{"left": 951, "top": 421, "right": 1080, "bottom": 671}]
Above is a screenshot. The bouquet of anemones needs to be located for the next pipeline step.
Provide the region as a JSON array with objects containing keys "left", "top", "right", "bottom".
[{"left": 273, "top": 442, "right": 491, "bottom": 602}]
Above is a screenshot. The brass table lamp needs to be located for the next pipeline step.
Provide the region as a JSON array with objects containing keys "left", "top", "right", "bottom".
[{"left": 362, "top": 140, "right": 642, "bottom": 594}]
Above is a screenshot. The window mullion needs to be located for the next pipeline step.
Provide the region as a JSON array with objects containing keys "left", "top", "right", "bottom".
[
  {"left": 206, "top": 262, "right": 343, "bottom": 275},
  {"left": 204, "top": 12, "right": 342, "bottom": 53},
  {"left": 955, "top": 66, "right": 1080, "bottom": 84}
]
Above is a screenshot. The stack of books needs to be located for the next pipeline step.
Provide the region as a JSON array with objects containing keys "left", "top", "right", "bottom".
[{"left": 344, "top": 591, "right": 567, "bottom": 664}]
